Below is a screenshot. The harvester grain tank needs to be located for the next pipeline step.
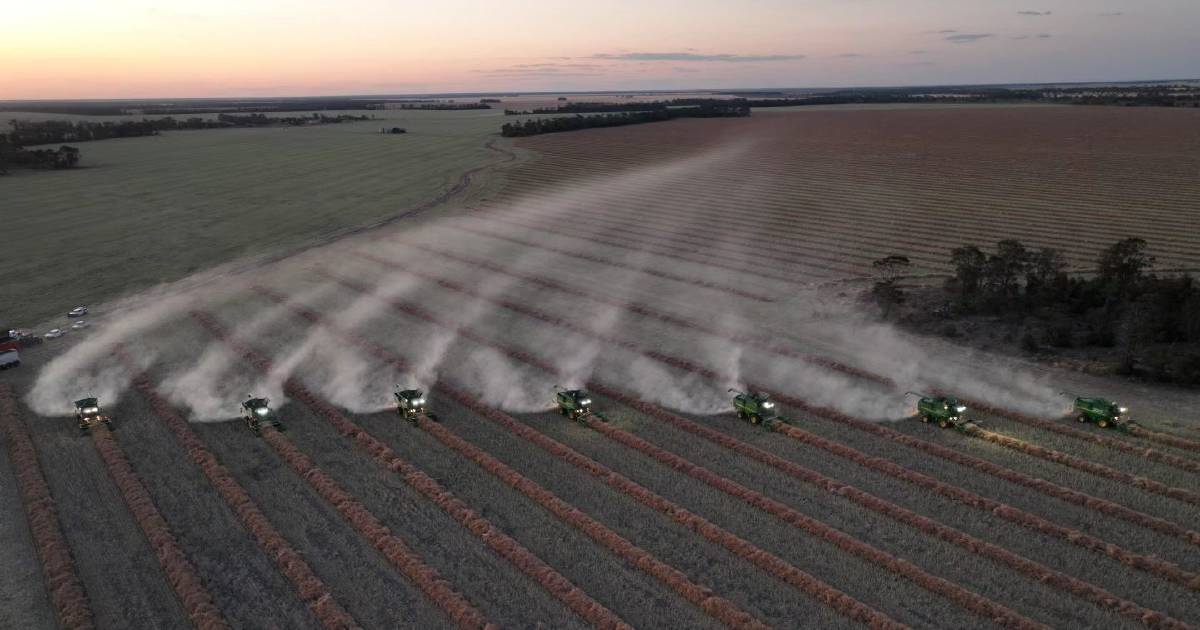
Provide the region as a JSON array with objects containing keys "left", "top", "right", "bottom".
[
  {"left": 241, "top": 396, "right": 285, "bottom": 435},
  {"left": 1073, "top": 397, "right": 1134, "bottom": 432},
  {"left": 729, "top": 389, "right": 787, "bottom": 428},
  {"left": 555, "top": 387, "right": 605, "bottom": 422},
  {"left": 908, "top": 392, "right": 974, "bottom": 431},
  {"left": 395, "top": 387, "right": 436, "bottom": 424},
  {"left": 75, "top": 397, "right": 113, "bottom": 433}
]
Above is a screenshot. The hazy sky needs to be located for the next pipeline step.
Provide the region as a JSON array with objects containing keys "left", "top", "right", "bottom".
[{"left": 2, "top": 0, "right": 1197, "bottom": 98}]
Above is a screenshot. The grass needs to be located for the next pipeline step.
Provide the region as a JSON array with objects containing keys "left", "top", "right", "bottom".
[{"left": 0, "top": 108, "right": 509, "bottom": 327}]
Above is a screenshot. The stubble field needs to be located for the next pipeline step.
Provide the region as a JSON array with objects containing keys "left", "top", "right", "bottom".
[{"left": 2, "top": 104, "right": 1199, "bottom": 630}]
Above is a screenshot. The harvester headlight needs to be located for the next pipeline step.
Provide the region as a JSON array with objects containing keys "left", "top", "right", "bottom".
[
  {"left": 955, "top": 405, "right": 967, "bottom": 413},
  {"left": 1118, "top": 407, "right": 1128, "bottom": 413},
  {"left": 415, "top": 398, "right": 425, "bottom": 405},
  {"left": 762, "top": 402, "right": 775, "bottom": 408},
  {"left": 255, "top": 407, "right": 269, "bottom": 416},
  {"left": 580, "top": 398, "right": 592, "bottom": 405},
  {"left": 83, "top": 407, "right": 99, "bottom": 414}
]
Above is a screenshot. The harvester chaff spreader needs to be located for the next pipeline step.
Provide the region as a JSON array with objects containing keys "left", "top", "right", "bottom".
[
  {"left": 729, "top": 389, "right": 788, "bottom": 428},
  {"left": 75, "top": 397, "right": 113, "bottom": 433},
  {"left": 908, "top": 392, "right": 976, "bottom": 432},
  {"left": 395, "top": 387, "right": 437, "bottom": 424},
  {"left": 241, "top": 396, "right": 285, "bottom": 435},
  {"left": 1073, "top": 397, "right": 1134, "bottom": 432},
  {"left": 555, "top": 387, "right": 605, "bottom": 422}
]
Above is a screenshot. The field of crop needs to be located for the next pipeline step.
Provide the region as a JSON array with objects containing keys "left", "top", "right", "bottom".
[
  {"left": 2, "top": 104, "right": 1199, "bottom": 629},
  {"left": 0, "top": 108, "right": 518, "bottom": 326}
]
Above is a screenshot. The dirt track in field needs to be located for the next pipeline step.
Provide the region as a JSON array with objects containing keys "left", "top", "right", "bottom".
[{"left": 3, "top": 105, "right": 1199, "bottom": 629}]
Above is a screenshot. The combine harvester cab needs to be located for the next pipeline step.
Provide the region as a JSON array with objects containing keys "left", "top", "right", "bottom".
[
  {"left": 555, "top": 387, "right": 605, "bottom": 423},
  {"left": 241, "top": 396, "right": 285, "bottom": 435},
  {"left": 74, "top": 397, "right": 113, "bottom": 433},
  {"left": 908, "top": 392, "right": 976, "bottom": 432},
  {"left": 729, "top": 389, "right": 788, "bottom": 428},
  {"left": 1073, "top": 397, "right": 1134, "bottom": 432},
  {"left": 395, "top": 387, "right": 436, "bottom": 424}
]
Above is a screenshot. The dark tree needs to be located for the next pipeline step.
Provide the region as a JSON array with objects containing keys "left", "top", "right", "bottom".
[
  {"left": 950, "top": 245, "right": 987, "bottom": 300},
  {"left": 1098, "top": 237, "right": 1155, "bottom": 291}
]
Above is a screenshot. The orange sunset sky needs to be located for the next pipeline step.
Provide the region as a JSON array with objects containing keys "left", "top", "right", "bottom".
[{"left": 2, "top": 0, "right": 1197, "bottom": 99}]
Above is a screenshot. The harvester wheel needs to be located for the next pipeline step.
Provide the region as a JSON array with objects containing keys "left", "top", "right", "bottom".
[
  {"left": 920, "top": 415, "right": 930, "bottom": 423},
  {"left": 737, "top": 411, "right": 747, "bottom": 420},
  {"left": 1098, "top": 418, "right": 1110, "bottom": 429},
  {"left": 750, "top": 414, "right": 761, "bottom": 425},
  {"left": 938, "top": 419, "right": 950, "bottom": 429},
  {"left": 1077, "top": 415, "right": 1087, "bottom": 423}
]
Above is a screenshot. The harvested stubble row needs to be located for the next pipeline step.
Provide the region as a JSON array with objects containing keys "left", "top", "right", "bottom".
[
  {"left": 260, "top": 429, "right": 496, "bottom": 630},
  {"left": 257, "top": 287, "right": 902, "bottom": 630},
  {"left": 585, "top": 392, "right": 1198, "bottom": 628},
  {"left": 196, "top": 309, "right": 629, "bottom": 630},
  {"left": 1128, "top": 427, "right": 1200, "bottom": 455},
  {"left": 88, "top": 423, "right": 228, "bottom": 630},
  {"left": 330, "top": 263, "right": 1200, "bottom": 623},
  {"left": 0, "top": 384, "right": 95, "bottom": 630},
  {"left": 124, "top": 370, "right": 361, "bottom": 630},
  {"left": 965, "top": 400, "right": 1200, "bottom": 475},
  {"left": 780, "top": 397, "right": 1200, "bottom": 548},
  {"left": 960, "top": 425, "right": 1200, "bottom": 508}
]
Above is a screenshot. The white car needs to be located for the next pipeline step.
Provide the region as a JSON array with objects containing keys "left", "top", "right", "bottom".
[
  {"left": 70, "top": 320, "right": 90, "bottom": 330},
  {"left": 67, "top": 306, "right": 88, "bottom": 318},
  {"left": 44, "top": 328, "right": 65, "bottom": 339}
]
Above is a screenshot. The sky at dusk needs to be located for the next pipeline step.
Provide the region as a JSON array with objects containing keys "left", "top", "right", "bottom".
[{"left": 2, "top": 0, "right": 1197, "bottom": 99}]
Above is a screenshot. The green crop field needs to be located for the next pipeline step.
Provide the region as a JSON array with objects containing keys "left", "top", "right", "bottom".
[{"left": 0, "top": 108, "right": 514, "bottom": 327}]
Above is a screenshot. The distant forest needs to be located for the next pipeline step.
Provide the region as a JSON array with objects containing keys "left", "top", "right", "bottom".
[
  {"left": 505, "top": 84, "right": 1200, "bottom": 116},
  {"left": 501, "top": 103, "right": 750, "bottom": 137},
  {"left": 0, "top": 113, "right": 370, "bottom": 174}
]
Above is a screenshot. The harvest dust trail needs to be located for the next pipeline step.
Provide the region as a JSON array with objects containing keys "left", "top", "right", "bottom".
[{"left": 159, "top": 284, "right": 333, "bottom": 420}]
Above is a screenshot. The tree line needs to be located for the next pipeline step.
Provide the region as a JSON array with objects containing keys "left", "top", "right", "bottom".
[
  {"left": 872, "top": 238, "right": 1200, "bottom": 384},
  {"left": 0, "top": 138, "right": 79, "bottom": 173},
  {"left": 500, "top": 104, "right": 750, "bottom": 137}
]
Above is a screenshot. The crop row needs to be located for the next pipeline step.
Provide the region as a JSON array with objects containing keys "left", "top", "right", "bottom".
[
  {"left": 962, "top": 426, "right": 1200, "bottom": 508},
  {"left": 124, "top": 367, "right": 361, "bottom": 630},
  {"left": 259, "top": 428, "right": 495, "bottom": 630},
  {"left": 1129, "top": 427, "right": 1200, "bottom": 454},
  {"left": 191, "top": 312, "right": 496, "bottom": 630},
  {"left": 580, "top": 414, "right": 1043, "bottom": 629},
  {"left": 88, "top": 423, "right": 228, "bottom": 629},
  {"left": 0, "top": 384, "right": 95, "bottom": 630},
  {"left": 202, "top": 305, "right": 633, "bottom": 630},
  {"left": 777, "top": 395, "right": 1200, "bottom": 547},
  {"left": 265, "top": 284, "right": 906, "bottom": 630},
  {"left": 965, "top": 400, "right": 1200, "bottom": 475}
]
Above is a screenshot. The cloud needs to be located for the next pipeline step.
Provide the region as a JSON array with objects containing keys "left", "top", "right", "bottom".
[
  {"left": 944, "top": 33, "right": 994, "bottom": 43},
  {"left": 1099, "top": 11, "right": 1124, "bottom": 16},
  {"left": 909, "top": 49, "right": 928, "bottom": 55},
  {"left": 925, "top": 29, "right": 958, "bottom": 34},
  {"left": 591, "top": 52, "right": 805, "bottom": 63},
  {"left": 1014, "top": 33, "right": 1054, "bottom": 39},
  {"left": 1018, "top": 10, "right": 1052, "bottom": 16},
  {"left": 834, "top": 53, "right": 864, "bottom": 59},
  {"left": 672, "top": 67, "right": 701, "bottom": 73}
]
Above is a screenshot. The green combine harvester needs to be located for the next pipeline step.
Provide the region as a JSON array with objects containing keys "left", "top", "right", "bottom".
[
  {"left": 555, "top": 387, "right": 605, "bottom": 422},
  {"left": 909, "top": 392, "right": 975, "bottom": 432},
  {"left": 241, "top": 396, "right": 285, "bottom": 435},
  {"left": 395, "top": 387, "right": 437, "bottom": 424},
  {"left": 729, "top": 389, "right": 787, "bottom": 428},
  {"left": 74, "top": 397, "right": 113, "bottom": 433},
  {"left": 1073, "top": 397, "right": 1134, "bottom": 432}
]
